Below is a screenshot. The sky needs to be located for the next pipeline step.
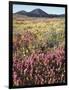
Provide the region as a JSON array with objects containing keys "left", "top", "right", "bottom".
[{"left": 13, "top": 4, "right": 65, "bottom": 15}]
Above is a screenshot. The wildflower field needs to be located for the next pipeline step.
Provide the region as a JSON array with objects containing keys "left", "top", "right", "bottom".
[{"left": 12, "top": 16, "right": 65, "bottom": 86}]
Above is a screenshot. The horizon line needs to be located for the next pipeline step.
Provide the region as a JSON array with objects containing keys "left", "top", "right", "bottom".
[{"left": 13, "top": 8, "right": 65, "bottom": 15}]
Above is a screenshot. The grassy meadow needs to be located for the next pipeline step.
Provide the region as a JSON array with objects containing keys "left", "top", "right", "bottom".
[{"left": 13, "top": 16, "right": 65, "bottom": 86}]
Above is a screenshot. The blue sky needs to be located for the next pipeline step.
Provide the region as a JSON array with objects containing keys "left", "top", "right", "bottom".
[{"left": 13, "top": 4, "right": 65, "bottom": 15}]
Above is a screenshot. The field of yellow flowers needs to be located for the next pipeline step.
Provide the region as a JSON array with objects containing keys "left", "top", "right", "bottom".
[{"left": 13, "top": 16, "right": 65, "bottom": 86}]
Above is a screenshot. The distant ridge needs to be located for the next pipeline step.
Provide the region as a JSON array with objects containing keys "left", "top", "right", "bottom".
[{"left": 14, "top": 8, "right": 65, "bottom": 18}]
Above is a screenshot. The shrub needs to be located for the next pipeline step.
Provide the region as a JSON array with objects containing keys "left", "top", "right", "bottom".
[{"left": 13, "top": 47, "right": 65, "bottom": 86}]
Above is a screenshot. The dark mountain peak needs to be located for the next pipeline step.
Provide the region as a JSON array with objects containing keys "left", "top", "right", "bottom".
[
  {"left": 15, "top": 10, "right": 27, "bottom": 15},
  {"left": 30, "top": 8, "right": 48, "bottom": 14},
  {"left": 29, "top": 8, "right": 48, "bottom": 17}
]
